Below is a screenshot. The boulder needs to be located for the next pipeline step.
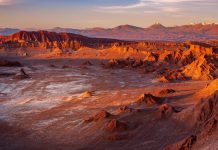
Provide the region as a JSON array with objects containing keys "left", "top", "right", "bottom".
[
  {"left": 105, "top": 119, "right": 128, "bottom": 132},
  {"left": 157, "top": 104, "right": 178, "bottom": 119},
  {"left": 116, "top": 106, "right": 140, "bottom": 113},
  {"left": 81, "top": 91, "right": 93, "bottom": 98},
  {"left": 84, "top": 110, "right": 112, "bottom": 123},
  {"left": 137, "top": 93, "right": 163, "bottom": 105},
  {"left": 157, "top": 76, "right": 169, "bottom": 83}
]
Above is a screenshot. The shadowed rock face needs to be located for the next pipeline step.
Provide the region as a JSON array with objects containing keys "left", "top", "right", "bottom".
[
  {"left": 0, "top": 60, "right": 23, "bottom": 67},
  {"left": 165, "top": 90, "right": 218, "bottom": 150},
  {"left": 103, "top": 58, "right": 144, "bottom": 69}
]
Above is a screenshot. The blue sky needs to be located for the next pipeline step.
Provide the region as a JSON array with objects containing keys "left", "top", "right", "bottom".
[{"left": 0, "top": 0, "right": 217, "bottom": 29}]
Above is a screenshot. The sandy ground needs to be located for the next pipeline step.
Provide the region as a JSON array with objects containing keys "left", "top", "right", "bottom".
[{"left": 0, "top": 54, "right": 213, "bottom": 150}]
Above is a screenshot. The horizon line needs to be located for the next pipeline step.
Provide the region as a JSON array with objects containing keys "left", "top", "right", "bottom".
[{"left": 1, "top": 22, "right": 218, "bottom": 30}]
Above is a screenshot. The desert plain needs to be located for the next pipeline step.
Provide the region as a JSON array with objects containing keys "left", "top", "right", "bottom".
[{"left": 0, "top": 31, "right": 217, "bottom": 150}]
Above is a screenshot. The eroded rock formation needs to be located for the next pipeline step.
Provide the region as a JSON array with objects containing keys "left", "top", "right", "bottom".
[
  {"left": 84, "top": 110, "right": 112, "bottom": 123},
  {"left": 165, "top": 90, "right": 218, "bottom": 150},
  {"left": 0, "top": 31, "right": 121, "bottom": 50},
  {"left": 137, "top": 93, "right": 163, "bottom": 105}
]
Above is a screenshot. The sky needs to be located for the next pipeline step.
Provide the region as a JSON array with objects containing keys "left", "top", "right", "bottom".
[{"left": 0, "top": 0, "right": 217, "bottom": 29}]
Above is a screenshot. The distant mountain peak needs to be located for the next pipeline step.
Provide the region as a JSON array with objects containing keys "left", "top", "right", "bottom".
[
  {"left": 90, "top": 27, "right": 105, "bottom": 30},
  {"left": 114, "top": 24, "right": 140, "bottom": 30},
  {"left": 0, "top": 28, "right": 20, "bottom": 36},
  {"left": 148, "top": 23, "right": 166, "bottom": 29}
]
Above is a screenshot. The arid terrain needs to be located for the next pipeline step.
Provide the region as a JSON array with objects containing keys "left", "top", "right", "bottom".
[
  {"left": 1, "top": 23, "right": 218, "bottom": 41},
  {"left": 0, "top": 31, "right": 218, "bottom": 150}
]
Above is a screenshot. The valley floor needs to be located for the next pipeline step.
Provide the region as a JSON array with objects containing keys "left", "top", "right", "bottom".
[{"left": 0, "top": 56, "right": 217, "bottom": 150}]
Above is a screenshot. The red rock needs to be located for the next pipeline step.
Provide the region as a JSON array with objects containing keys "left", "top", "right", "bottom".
[
  {"left": 116, "top": 106, "right": 140, "bottom": 114},
  {"left": 159, "top": 89, "right": 176, "bottom": 95},
  {"left": 181, "top": 55, "right": 218, "bottom": 80},
  {"left": 158, "top": 104, "right": 177, "bottom": 119},
  {"left": 84, "top": 110, "right": 112, "bottom": 123},
  {"left": 137, "top": 93, "right": 163, "bottom": 105},
  {"left": 1, "top": 31, "right": 120, "bottom": 50},
  {"left": 165, "top": 90, "right": 218, "bottom": 149},
  {"left": 105, "top": 119, "right": 128, "bottom": 132},
  {"left": 157, "top": 76, "right": 169, "bottom": 83}
]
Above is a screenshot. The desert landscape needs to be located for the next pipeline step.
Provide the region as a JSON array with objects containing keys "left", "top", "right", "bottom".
[
  {"left": 0, "top": 30, "right": 217, "bottom": 150},
  {"left": 0, "top": 0, "right": 218, "bottom": 150}
]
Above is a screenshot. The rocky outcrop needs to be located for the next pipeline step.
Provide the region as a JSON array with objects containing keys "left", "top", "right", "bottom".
[
  {"left": 157, "top": 69, "right": 187, "bottom": 81},
  {"left": 116, "top": 106, "right": 140, "bottom": 114},
  {"left": 156, "top": 76, "right": 170, "bottom": 83},
  {"left": 0, "top": 31, "right": 122, "bottom": 50},
  {"left": 104, "top": 41, "right": 218, "bottom": 82},
  {"left": 1, "top": 31, "right": 217, "bottom": 82},
  {"left": 84, "top": 110, "right": 112, "bottom": 123},
  {"left": 159, "top": 89, "right": 176, "bottom": 95},
  {"left": 137, "top": 93, "right": 163, "bottom": 105},
  {"left": 81, "top": 91, "right": 93, "bottom": 98},
  {"left": 157, "top": 104, "right": 178, "bottom": 119},
  {"left": 165, "top": 90, "right": 218, "bottom": 150},
  {"left": 197, "top": 79, "right": 218, "bottom": 96},
  {"left": 181, "top": 56, "right": 218, "bottom": 80},
  {"left": 105, "top": 119, "right": 128, "bottom": 132},
  {"left": 103, "top": 58, "right": 144, "bottom": 69}
]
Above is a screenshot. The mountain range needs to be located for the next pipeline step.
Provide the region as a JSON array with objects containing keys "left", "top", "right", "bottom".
[
  {"left": 0, "top": 28, "right": 20, "bottom": 36},
  {"left": 1, "top": 23, "right": 218, "bottom": 41},
  {"left": 0, "top": 31, "right": 122, "bottom": 50}
]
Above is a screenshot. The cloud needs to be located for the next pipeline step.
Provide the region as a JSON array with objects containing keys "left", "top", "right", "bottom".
[
  {"left": 0, "top": 0, "right": 26, "bottom": 5},
  {"left": 94, "top": 1, "right": 147, "bottom": 13},
  {"left": 161, "top": 7, "right": 182, "bottom": 13},
  {"left": 96, "top": 0, "right": 210, "bottom": 14},
  {"left": 95, "top": 1, "right": 145, "bottom": 13},
  {"left": 99, "top": 1, "right": 146, "bottom": 10},
  {"left": 0, "top": 0, "right": 11, "bottom": 5}
]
